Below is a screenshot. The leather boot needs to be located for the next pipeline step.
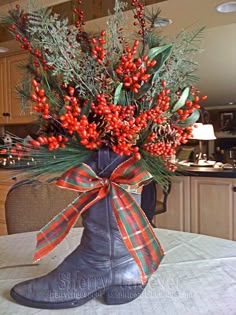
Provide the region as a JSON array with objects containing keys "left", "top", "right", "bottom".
[{"left": 10, "top": 148, "right": 146, "bottom": 309}]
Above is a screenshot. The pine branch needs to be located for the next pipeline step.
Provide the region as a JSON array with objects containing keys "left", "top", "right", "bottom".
[{"left": 140, "top": 149, "right": 173, "bottom": 190}]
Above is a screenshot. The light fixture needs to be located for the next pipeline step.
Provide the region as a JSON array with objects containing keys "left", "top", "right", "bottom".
[
  {"left": 216, "top": 1, "right": 236, "bottom": 13},
  {"left": 192, "top": 123, "right": 216, "bottom": 166},
  {"left": 0, "top": 47, "right": 9, "bottom": 53},
  {"left": 153, "top": 17, "right": 172, "bottom": 27}
]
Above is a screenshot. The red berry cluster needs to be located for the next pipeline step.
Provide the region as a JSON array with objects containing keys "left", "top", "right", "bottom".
[
  {"left": 91, "top": 94, "right": 142, "bottom": 159},
  {"left": 73, "top": 0, "right": 85, "bottom": 31},
  {"left": 60, "top": 86, "right": 81, "bottom": 134},
  {"left": 176, "top": 86, "right": 206, "bottom": 121},
  {"left": 175, "top": 127, "right": 193, "bottom": 145},
  {"left": 31, "top": 79, "right": 50, "bottom": 119},
  {"left": 157, "top": 80, "right": 171, "bottom": 111},
  {"left": 143, "top": 141, "right": 176, "bottom": 157},
  {"left": 164, "top": 158, "right": 177, "bottom": 172},
  {"left": 143, "top": 124, "right": 193, "bottom": 158},
  {"left": 77, "top": 116, "right": 102, "bottom": 150},
  {"left": 131, "top": 0, "right": 146, "bottom": 35},
  {"left": 115, "top": 40, "right": 155, "bottom": 94},
  {"left": 91, "top": 30, "right": 106, "bottom": 64},
  {"left": 9, "top": 6, "right": 51, "bottom": 71},
  {"left": 30, "top": 135, "right": 68, "bottom": 151}
]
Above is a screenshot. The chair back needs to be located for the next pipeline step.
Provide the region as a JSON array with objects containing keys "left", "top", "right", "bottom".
[
  {"left": 141, "top": 180, "right": 171, "bottom": 227},
  {"left": 5, "top": 179, "right": 82, "bottom": 234}
]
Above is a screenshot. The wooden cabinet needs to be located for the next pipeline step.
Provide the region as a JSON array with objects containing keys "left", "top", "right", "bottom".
[
  {"left": 191, "top": 177, "right": 236, "bottom": 240},
  {"left": 155, "top": 176, "right": 191, "bottom": 232},
  {"left": 0, "top": 58, "right": 7, "bottom": 124},
  {"left": 156, "top": 175, "right": 236, "bottom": 240},
  {"left": 0, "top": 171, "right": 18, "bottom": 235},
  {"left": 0, "top": 53, "right": 35, "bottom": 124}
]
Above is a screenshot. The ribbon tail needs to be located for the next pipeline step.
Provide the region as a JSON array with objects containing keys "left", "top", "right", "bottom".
[
  {"left": 33, "top": 188, "right": 105, "bottom": 262},
  {"left": 110, "top": 183, "right": 165, "bottom": 285}
]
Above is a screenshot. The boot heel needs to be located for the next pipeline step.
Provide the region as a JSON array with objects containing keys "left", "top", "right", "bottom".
[{"left": 104, "top": 284, "right": 144, "bottom": 305}]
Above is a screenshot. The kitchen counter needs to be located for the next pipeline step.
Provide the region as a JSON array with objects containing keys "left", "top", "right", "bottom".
[{"left": 176, "top": 164, "right": 236, "bottom": 178}]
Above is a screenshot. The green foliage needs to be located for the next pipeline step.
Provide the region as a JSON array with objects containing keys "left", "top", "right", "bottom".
[
  {"left": 149, "top": 27, "right": 205, "bottom": 98},
  {"left": 0, "top": 0, "right": 204, "bottom": 181},
  {"left": 114, "top": 83, "right": 124, "bottom": 105},
  {"left": 177, "top": 109, "right": 200, "bottom": 127},
  {"left": 140, "top": 149, "right": 172, "bottom": 190},
  {"left": 148, "top": 44, "right": 173, "bottom": 79},
  {"left": 172, "top": 87, "right": 190, "bottom": 112}
]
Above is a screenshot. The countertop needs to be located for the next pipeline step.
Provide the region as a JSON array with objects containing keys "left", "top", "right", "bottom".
[{"left": 177, "top": 164, "right": 236, "bottom": 178}]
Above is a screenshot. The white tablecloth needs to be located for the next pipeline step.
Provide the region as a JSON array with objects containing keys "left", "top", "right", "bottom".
[{"left": 0, "top": 228, "right": 236, "bottom": 315}]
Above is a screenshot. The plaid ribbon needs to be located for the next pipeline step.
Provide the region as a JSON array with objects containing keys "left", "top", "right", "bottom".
[{"left": 33, "top": 157, "right": 165, "bottom": 284}]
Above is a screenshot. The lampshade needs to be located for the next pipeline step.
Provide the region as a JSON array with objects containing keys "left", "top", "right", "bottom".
[{"left": 192, "top": 123, "right": 216, "bottom": 140}]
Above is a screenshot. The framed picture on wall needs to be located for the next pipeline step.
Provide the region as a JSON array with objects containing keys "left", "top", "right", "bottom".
[{"left": 219, "top": 111, "right": 234, "bottom": 130}]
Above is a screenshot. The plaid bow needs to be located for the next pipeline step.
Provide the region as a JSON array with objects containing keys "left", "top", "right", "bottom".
[{"left": 34, "top": 157, "right": 165, "bottom": 284}]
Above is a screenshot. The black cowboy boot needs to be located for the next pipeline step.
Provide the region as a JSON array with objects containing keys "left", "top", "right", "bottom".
[{"left": 10, "top": 148, "right": 146, "bottom": 309}]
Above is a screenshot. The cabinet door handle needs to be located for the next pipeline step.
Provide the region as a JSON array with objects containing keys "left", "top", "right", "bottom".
[
  {"left": 2, "top": 112, "right": 10, "bottom": 117},
  {"left": 233, "top": 187, "right": 236, "bottom": 192}
]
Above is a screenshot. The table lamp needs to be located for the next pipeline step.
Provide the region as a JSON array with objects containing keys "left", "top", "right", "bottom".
[{"left": 192, "top": 123, "right": 216, "bottom": 165}]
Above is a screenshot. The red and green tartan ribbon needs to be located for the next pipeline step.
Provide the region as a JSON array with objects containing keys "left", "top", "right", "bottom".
[{"left": 33, "top": 157, "right": 165, "bottom": 284}]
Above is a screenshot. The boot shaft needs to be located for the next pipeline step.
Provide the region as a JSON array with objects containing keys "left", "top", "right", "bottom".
[{"left": 80, "top": 148, "right": 141, "bottom": 262}]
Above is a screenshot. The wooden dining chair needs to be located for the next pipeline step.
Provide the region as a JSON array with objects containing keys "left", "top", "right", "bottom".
[
  {"left": 5, "top": 179, "right": 82, "bottom": 234},
  {"left": 141, "top": 180, "right": 171, "bottom": 228},
  {"left": 5, "top": 178, "right": 171, "bottom": 234}
]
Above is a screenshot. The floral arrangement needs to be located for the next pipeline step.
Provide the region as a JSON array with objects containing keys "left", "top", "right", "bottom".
[{"left": 1, "top": 0, "right": 206, "bottom": 186}]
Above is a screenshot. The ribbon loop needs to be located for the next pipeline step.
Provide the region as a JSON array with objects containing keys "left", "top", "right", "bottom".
[{"left": 34, "top": 157, "right": 165, "bottom": 284}]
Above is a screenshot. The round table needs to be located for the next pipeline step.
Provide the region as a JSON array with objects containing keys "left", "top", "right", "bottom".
[{"left": 0, "top": 228, "right": 236, "bottom": 315}]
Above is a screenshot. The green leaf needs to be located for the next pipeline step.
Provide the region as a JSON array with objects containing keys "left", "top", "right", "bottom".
[
  {"left": 118, "top": 90, "right": 131, "bottom": 106},
  {"left": 172, "top": 87, "right": 190, "bottom": 112},
  {"left": 114, "top": 83, "right": 123, "bottom": 105},
  {"left": 58, "top": 107, "right": 66, "bottom": 116},
  {"left": 148, "top": 44, "right": 172, "bottom": 61},
  {"left": 80, "top": 99, "right": 92, "bottom": 116},
  {"left": 135, "top": 81, "right": 152, "bottom": 99},
  {"left": 177, "top": 109, "right": 200, "bottom": 127},
  {"left": 148, "top": 44, "right": 172, "bottom": 78}
]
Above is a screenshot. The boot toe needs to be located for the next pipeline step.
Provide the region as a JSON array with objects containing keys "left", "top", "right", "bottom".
[{"left": 11, "top": 280, "right": 37, "bottom": 307}]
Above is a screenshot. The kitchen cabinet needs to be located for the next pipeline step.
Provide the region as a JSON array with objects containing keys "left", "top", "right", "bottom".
[
  {"left": 0, "top": 58, "right": 7, "bottom": 124},
  {"left": 156, "top": 175, "right": 236, "bottom": 240},
  {"left": 154, "top": 176, "right": 191, "bottom": 232},
  {"left": 191, "top": 177, "right": 236, "bottom": 240},
  {"left": 0, "top": 53, "right": 35, "bottom": 124},
  {"left": 0, "top": 171, "right": 18, "bottom": 235}
]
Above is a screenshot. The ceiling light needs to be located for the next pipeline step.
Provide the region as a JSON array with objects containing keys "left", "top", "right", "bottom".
[
  {"left": 0, "top": 47, "right": 9, "bottom": 53},
  {"left": 154, "top": 17, "right": 172, "bottom": 27},
  {"left": 216, "top": 2, "right": 236, "bottom": 13}
]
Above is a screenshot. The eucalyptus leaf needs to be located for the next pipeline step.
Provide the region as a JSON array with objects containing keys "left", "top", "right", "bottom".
[
  {"left": 114, "top": 83, "right": 123, "bottom": 105},
  {"left": 80, "top": 99, "right": 92, "bottom": 116},
  {"left": 177, "top": 109, "right": 200, "bottom": 127},
  {"left": 148, "top": 44, "right": 172, "bottom": 61},
  {"left": 119, "top": 89, "right": 130, "bottom": 106},
  {"left": 135, "top": 81, "right": 152, "bottom": 99},
  {"left": 172, "top": 87, "right": 190, "bottom": 112},
  {"left": 148, "top": 45, "right": 172, "bottom": 80},
  {"left": 58, "top": 107, "right": 66, "bottom": 116}
]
